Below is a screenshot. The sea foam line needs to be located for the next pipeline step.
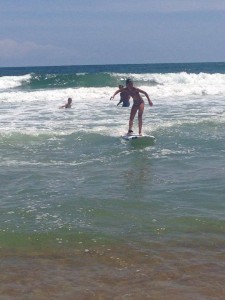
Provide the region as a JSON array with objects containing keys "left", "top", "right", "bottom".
[{"left": 0, "top": 74, "right": 31, "bottom": 90}]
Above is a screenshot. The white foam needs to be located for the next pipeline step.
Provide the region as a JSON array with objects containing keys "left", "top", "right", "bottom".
[
  {"left": 0, "top": 74, "right": 31, "bottom": 90},
  {"left": 111, "top": 72, "right": 225, "bottom": 97},
  {"left": 1, "top": 72, "right": 225, "bottom": 137},
  {"left": 1, "top": 71, "right": 225, "bottom": 105}
]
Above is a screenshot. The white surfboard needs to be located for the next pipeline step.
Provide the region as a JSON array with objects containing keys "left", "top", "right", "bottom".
[{"left": 121, "top": 133, "right": 155, "bottom": 141}]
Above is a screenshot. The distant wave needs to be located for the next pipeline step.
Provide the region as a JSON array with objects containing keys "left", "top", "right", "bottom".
[{"left": 1, "top": 71, "right": 225, "bottom": 97}]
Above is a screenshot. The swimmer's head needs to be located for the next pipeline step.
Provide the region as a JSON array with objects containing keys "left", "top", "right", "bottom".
[
  {"left": 68, "top": 98, "right": 72, "bottom": 103},
  {"left": 126, "top": 78, "right": 133, "bottom": 85}
]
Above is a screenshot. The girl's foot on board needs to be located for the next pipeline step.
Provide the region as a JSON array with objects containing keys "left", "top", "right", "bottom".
[{"left": 127, "top": 129, "right": 133, "bottom": 135}]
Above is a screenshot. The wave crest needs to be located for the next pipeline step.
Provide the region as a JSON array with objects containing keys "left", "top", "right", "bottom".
[
  {"left": 0, "top": 74, "right": 31, "bottom": 90},
  {"left": 1, "top": 70, "right": 225, "bottom": 97}
]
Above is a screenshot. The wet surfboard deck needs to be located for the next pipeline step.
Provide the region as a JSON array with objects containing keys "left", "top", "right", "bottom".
[{"left": 121, "top": 134, "right": 155, "bottom": 143}]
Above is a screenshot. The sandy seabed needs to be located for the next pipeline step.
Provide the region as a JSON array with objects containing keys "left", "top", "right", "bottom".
[{"left": 1, "top": 240, "right": 225, "bottom": 300}]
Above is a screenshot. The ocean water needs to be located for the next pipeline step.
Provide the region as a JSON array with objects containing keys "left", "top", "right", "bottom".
[{"left": 1, "top": 62, "right": 225, "bottom": 299}]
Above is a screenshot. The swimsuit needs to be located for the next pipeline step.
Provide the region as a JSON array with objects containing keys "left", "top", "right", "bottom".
[
  {"left": 122, "top": 100, "right": 130, "bottom": 107},
  {"left": 128, "top": 88, "right": 144, "bottom": 107},
  {"left": 120, "top": 91, "right": 130, "bottom": 107},
  {"left": 132, "top": 99, "right": 144, "bottom": 107}
]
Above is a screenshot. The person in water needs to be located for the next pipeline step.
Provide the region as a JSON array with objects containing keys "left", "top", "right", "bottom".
[
  {"left": 110, "top": 79, "right": 153, "bottom": 135},
  {"left": 59, "top": 98, "right": 72, "bottom": 108},
  {"left": 115, "top": 85, "right": 130, "bottom": 107}
]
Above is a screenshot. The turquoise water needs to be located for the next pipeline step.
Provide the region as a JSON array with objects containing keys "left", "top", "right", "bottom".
[{"left": 1, "top": 63, "right": 225, "bottom": 299}]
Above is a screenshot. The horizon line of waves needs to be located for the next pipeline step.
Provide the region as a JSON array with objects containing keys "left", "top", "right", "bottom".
[
  {"left": 3, "top": 71, "right": 225, "bottom": 89},
  {"left": 0, "top": 72, "right": 118, "bottom": 91},
  {"left": 111, "top": 72, "right": 225, "bottom": 94},
  {"left": 22, "top": 72, "right": 119, "bottom": 89},
  {"left": 1, "top": 71, "right": 225, "bottom": 98}
]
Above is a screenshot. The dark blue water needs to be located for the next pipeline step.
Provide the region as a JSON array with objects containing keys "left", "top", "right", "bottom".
[{"left": 1, "top": 62, "right": 225, "bottom": 77}]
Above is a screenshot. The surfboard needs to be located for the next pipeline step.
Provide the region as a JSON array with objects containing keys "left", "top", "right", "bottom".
[{"left": 121, "top": 134, "right": 155, "bottom": 142}]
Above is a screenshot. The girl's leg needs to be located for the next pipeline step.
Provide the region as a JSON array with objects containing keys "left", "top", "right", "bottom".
[
  {"left": 138, "top": 102, "right": 144, "bottom": 135},
  {"left": 128, "top": 105, "right": 138, "bottom": 133}
]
